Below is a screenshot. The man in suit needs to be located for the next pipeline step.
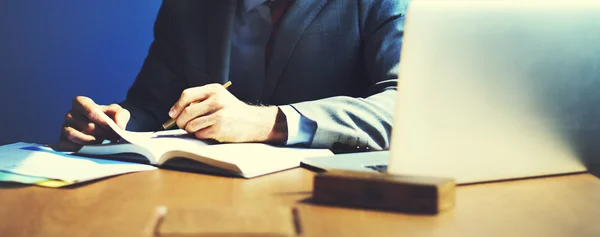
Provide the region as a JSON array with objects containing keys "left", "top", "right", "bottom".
[{"left": 57, "top": 0, "right": 407, "bottom": 152}]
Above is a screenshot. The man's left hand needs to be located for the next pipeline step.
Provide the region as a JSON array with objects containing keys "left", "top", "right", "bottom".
[{"left": 169, "top": 83, "right": 287, "bottom": 143}]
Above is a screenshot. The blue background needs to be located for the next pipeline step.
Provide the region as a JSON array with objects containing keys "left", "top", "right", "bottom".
[{"left": 0, "top": 0, "right": 162, "bottom": 145}]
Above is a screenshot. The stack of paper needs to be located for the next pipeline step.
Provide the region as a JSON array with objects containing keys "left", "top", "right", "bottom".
[
  {"left": 0, "top": 170, "right": 48, "bottom": 184},
  {"left": 0, "top": 142, "right": 157, "bottom": 187}
]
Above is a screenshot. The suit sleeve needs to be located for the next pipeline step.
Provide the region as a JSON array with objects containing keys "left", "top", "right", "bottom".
[
  {"left": 119, "top": 1, "right": 187, "bottom": 132},
  {"left": 290, "top": 0, "right": 407, "bottom": 150}
]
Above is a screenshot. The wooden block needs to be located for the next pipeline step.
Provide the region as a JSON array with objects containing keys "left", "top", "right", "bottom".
[
  {"left": 156, "top": 205, "right": 298, "bottom": 237},
  {"left": 312, "top": 170, "right": 456, "bottom": 214}
]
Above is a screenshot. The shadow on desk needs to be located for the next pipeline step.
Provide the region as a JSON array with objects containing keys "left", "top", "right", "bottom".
[
  {"left": 0, "top": 182, "right": 30, "bottom": 189},
  {"left": 582, "top": 163, "right": 600, "bottom": 180},
  {"left": 296, "top": 197, "right": 437, "bottom": 216},
  {"left": 589, "top": 170, "right": 600, "bottom": 179}
]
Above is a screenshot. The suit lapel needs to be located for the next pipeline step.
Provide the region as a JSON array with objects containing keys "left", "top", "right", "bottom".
[{"left": 262, "top": 0, "right": 329, "bottom": 102}]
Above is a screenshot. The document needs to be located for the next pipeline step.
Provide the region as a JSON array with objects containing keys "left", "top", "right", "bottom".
[
  {"left": 0, "top": 171, "right": 48, "bottom": 184},
  {"left": 0, "top": 143, "right": 157, "bottom": 185}
]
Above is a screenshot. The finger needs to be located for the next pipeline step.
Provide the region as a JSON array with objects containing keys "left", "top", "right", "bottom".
[
  {"left": 193, "top": 125, "right": 218, "bottom": 141},
  {"left": 71, "top": 96, "right": 111, "bottom": 128},
  {"left": 62, "top": 126, "right": 97, "bottom": 144},
  {"left": 64, "top": 111, "right": 94, "bottom": 134},
  {"left": 184, "top": 112, "right": 220, "bottom": 134},
  {"left": 56, "top": 135, "right": 83, "bottom": 152},
  {"left": 103, "top": 104, "right": 130, "bottom": 129},
  {"left": 114, "top": 108, "right": 130, "bottom": 129},
  {"left": 97, "top": 105, "right": 124, "bottom": 141},
  {"left": 176, "top": 98, "right": 222, "bottom": 129},
  {"left": 169, "top": 84, "right": 222, "bottom": 119},
  {"left": 67, "top": 110, "right": 113, "bottom": 139}
]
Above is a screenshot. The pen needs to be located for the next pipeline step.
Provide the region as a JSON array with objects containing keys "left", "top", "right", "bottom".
[{"left": 161, "top": 81, "right": 232, "bottom": 130}]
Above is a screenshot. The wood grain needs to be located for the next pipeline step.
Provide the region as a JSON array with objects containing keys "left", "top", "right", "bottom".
[
  {"left": 1, "top": 169, "right": 600, "bottom": 237},
  {"left": 158, "top": 206, "right": 296, "bottom": 237}
]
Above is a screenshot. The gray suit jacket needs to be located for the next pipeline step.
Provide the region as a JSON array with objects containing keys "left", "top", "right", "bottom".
[{"left": 120, "top": 0, "right": 407, "bottom": 150}]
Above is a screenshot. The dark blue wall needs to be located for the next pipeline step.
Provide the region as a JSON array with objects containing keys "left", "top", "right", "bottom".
[{"left": 0, "top": 0, "right": 162, "bottom": 145}]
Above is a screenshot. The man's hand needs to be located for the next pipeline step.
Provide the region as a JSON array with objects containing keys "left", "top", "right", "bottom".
[
  {"left": 169, "top": 84, "right": 287, "bottom": 143},
  {"left": 56, "top": 96, "right": 130, "bottom": 151}
]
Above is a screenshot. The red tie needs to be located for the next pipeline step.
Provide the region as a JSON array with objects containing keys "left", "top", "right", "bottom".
[{"left": 265, "top": 0, "right": 292, "bottom": 68}]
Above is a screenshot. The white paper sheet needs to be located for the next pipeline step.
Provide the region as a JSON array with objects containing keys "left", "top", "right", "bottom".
[{"left": 0, "top": 143, "right": 156, "bottom": 183}]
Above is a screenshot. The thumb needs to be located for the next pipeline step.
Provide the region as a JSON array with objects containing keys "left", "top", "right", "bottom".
[{"left": 103, "top": 104, "right": 130, "bottom": 130}]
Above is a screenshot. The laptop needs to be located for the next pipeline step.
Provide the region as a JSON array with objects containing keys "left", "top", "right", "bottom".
[{"left": 302, "top": 0, "right": 600, "bottom": 184}]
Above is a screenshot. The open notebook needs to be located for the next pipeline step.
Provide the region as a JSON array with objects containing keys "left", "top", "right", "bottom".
[{"left": 76, "top": 117, "right": 333, "bottom": 178}]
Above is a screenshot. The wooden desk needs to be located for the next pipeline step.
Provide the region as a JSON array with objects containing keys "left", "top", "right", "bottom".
[{"left": 1, "top": 169, "right": 599, "bottom": 237}]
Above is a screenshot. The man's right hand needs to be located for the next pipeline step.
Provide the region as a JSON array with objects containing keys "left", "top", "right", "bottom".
[{"left": 56, "top": 96, "right": 130, "bottom": 151}]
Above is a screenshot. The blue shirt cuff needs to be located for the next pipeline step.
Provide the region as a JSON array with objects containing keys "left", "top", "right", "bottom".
[{"left": 279, "top": 105, "right": 317, "bottom": 146}]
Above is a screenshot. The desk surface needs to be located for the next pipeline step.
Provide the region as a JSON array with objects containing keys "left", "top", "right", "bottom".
[{"left": 1, "top": 168, "right": 599, "bottom": 237}]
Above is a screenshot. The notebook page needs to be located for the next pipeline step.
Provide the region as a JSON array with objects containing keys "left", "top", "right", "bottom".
[
  {"left": 103, "top": 117, "right": 189, "bottom": 144},
  {"left": 162, "top": 142, "right": 333, "bottom": 177}
]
